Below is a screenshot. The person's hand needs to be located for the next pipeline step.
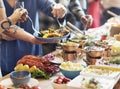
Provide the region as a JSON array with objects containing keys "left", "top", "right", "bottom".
[
  {"left": 51, "top": 4, "right": 67, "bottom": 18},
  {"left": 80, "top": 15, "right": 93, "bottom": 28},
  {"left": 9, "top": 8, "right": 28, "bottom": 24}
]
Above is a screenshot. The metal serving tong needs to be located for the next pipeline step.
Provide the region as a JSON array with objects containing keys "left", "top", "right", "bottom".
[
  {"left": 107, "top": 10, "right": 118, "bottom": 17},
  {"left": 83, "top": 21, "right": 89, "bottom": 35},
  {"left": 57, "top": 18, "right": 66, "bottom": 31},
  {"left": 65, "top": 21, "right": 84, "bottom": 37}
]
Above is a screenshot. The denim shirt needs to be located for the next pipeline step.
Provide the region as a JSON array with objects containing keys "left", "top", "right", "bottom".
[{"left": 1, "top": 0, "right": 56, "bottom": 75}]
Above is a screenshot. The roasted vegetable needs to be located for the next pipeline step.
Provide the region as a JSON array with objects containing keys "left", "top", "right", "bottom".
[{"left": 40, "top": 28, "right": 69, "bottom": 38}]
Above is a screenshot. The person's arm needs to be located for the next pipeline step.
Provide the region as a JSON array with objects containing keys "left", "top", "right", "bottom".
[
  {"left": 69, "top": 0, "right": 85, "bottom": 19},
  {"left": 2, "top": 25, "right": 58, "bottom": 44},
  {"left": 69, "top": 0, "right": 93, "bottom": 27},
  {"left": 0, "top": 0, "right": 6, "bottom": 33},
  {"left": 37, "top": 0, "right": 67, "bottom": 18}
]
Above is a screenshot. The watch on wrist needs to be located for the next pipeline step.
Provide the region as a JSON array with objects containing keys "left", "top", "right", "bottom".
[{"left": 1, "top": 18, "right": 12, "bottom": 31}]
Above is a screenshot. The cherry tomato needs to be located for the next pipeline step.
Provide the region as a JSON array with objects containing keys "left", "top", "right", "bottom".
[
  {"left": 101, "top": 35, "right": 107, "bottom": 40},
  {"left": 63, "top": 77, "right": 70, "bottom": 83},
  {"left": 0, "top": 85, "right": 7, "bottom": 89},
  {"left": 18, "top": 84, "right": 31, "bottom": 89},
  {"left": 31, "top": 86, "right": 41, "bottom": 89}
]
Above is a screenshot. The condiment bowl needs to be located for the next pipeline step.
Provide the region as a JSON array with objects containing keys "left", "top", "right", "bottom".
[{"left": 10, "top": 71, "right": 31, "bottom": 86}]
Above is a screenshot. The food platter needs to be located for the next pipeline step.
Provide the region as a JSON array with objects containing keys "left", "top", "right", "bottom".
[
  {"left": 96, "top": 57, "right": 120, "bottom": 68},
  {"left": 34, "top": 31, "right": 70, "bottom": 42},
  {"left": 0, "top": 78, "right": 39, "bottom": 88},
  {"left": 80, "top": 65, "right": 120, "bottom": 79},
  {"left": 67, "top": 75, "right": 117, "bottom": 89}
]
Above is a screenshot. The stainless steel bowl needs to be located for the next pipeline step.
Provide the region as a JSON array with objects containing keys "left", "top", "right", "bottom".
[
  {"left": 60, "top": 42, "right": 79, "bottom": 52},
  {"left": 84, "top": 46, "right": 105, "bottom": 58}
]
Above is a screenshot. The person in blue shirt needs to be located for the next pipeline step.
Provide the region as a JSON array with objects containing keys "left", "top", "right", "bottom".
[
  {"left": 0, "top": 0, "right": 30, "bottom": 77},
  {"left": 1, "top": 0, "right": 67, "bottom": 76}
]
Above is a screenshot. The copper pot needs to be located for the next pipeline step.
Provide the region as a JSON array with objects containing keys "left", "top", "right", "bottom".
[
  {"left": 86, "top": 51, "right": 103, "bottom": 58},
  {"left": 60, "top": 42, "right": 79, "bottom": 52},
  {"left": 84, "top": 46, "right": 105, "bottom": 58},
  {"left": 62, "top": 51, "right": 77, "bottom": 61}
]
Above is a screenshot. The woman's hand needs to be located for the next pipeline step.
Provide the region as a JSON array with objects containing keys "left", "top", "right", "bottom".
[
  {"left": 51, "top": 4, "right": 67, "bottom": 18},
  {"left": 8, "top": 8, "right": 28, "bottom": 24}
]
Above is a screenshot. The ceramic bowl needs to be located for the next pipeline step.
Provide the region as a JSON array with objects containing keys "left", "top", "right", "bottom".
[
  {"left": 59, "top": 61, "right": 84, "bottom": 79},
  {"left": 52, "top": 82, "right": 67, "bottom": 89},
  {"left": 10, "top": 71, "right": 31, "bottom": 86},
  {"left": 51, "top": 76, "right": 70, "bottom": 89},
  {"left": 60, "top": 67, "right": 81, "bottom": 79}
]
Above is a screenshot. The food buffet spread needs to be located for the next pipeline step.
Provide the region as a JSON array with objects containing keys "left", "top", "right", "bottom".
[{"left": 0, "top": 16, "right": 120, "bottom": 89}]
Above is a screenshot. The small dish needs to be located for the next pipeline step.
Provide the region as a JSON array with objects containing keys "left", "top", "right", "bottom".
[
  {"left": 50, "top": 57, "right": 63, "bottom": 65},
  {"left": 51, "top": 76, "right": 70, "bottom": 89},
  {"left": 10, "top": 71, "right": 31, "bottom": 86},
  {"left": 0, "top": 78, "right": 39, "bottom": 88}
]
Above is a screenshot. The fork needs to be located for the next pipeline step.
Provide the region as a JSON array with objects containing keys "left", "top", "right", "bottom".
[
  {"left": 18, "top": 3, "right": 41, "bottom": 35},
  {"left": 56, "top": 18, "right": 66, "bottom": 31},
  {"left": 28, "top": 16, "right": 41, "bottom": 35}
]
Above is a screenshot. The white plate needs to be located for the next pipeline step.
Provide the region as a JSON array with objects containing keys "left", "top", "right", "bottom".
[
  {"left": 50, "top": 57, "right": 63, "bottom": 65},
  {"left": 0, "top": 78, "right": 39, "bottom": 88},
  {"left": 67, "top": 75, "right": 116, "bottom": 89}
]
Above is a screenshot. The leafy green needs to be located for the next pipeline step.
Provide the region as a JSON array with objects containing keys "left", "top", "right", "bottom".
[{"left": 31, "top": 68, "right": 50, "bottom": 79}]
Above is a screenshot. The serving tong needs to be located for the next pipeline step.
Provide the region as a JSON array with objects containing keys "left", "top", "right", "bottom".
[
  {"left": 107, "top": 10, "right": 118, "bottom": 17},
  {"left": 65, "top": 21, "right": 90, "bottom": 38},
  {"left": 56, "top": 18, "right": 66, "bottom": 31}
]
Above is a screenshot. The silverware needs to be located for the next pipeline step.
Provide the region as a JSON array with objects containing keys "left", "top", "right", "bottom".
[
  {"left": 66, "top": 21, "right": 84, "bottom": 35},
  {"left": 83, "top": 21, "right": 89, "bottom": 35},
  {"left": 107, "top": 10, "right": 118, "bottom": 17},
  {"left": 65, "top": 25, "right": 82, "bottom": 38},
  {"left": 18, "top": 2, "right": 41, "bottom": 35},
  {"left": 57, "top": 18, "right": 66, "bottom": 30},
  {"left": 28, "top": 16, "right": 41, "bottom": 35}
]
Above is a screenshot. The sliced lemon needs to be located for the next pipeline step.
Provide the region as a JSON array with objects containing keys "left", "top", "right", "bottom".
[
  {"left": 22, "top": 65, "right": 30, "bottom": 71},
  {"left": 14, "top": 64, "right": 24, "bottom": 71},
  {"left": 29, "top": 66, "right": 37, "bottom": 72}
]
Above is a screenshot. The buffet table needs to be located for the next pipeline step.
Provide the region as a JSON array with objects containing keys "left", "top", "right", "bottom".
[
  {"left": 1, "top": 16, "right": 120, "bottom": 89},
  {"left": 0, "top": 50, "right": 120, "bottom": 89},
  {"left": 0, "top": 71, "right": 120, "bottom": 89}
]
